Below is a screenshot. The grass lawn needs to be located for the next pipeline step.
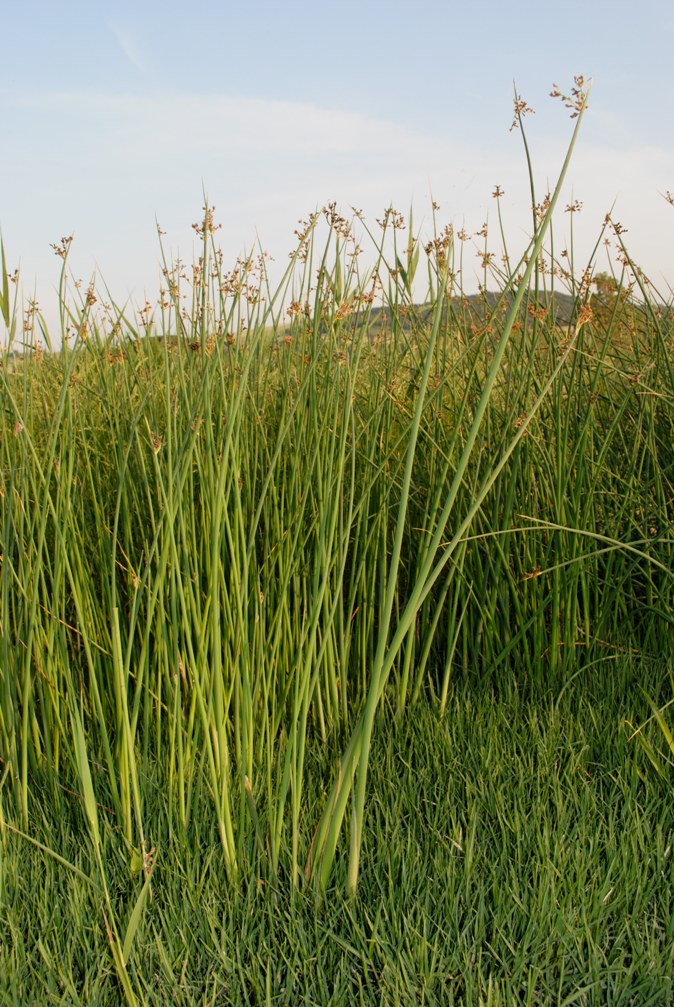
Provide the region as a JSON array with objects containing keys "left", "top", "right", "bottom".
[{"left": 3, "top": 660, "right": 673, "bottom": 1006}]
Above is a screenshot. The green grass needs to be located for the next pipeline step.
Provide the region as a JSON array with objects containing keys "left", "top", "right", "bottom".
[
  {"left": 1, "top": 78, "right": 674, "bottom": 1003},
  {"left": 2, "top": 660, "right": 673, "bottom": 1005}
]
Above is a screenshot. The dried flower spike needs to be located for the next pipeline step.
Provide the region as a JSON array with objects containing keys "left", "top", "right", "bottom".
[
  {"left": 510, "top": 93, "right": 535, "bottom": 131},
  {"left": 550, "top": 75, "right": 590, "bottom": 118}
]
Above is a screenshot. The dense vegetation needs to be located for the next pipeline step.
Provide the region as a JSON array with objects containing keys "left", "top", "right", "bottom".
[{"left": 1, "top": 81, "right": 673, "bottom": 1004}]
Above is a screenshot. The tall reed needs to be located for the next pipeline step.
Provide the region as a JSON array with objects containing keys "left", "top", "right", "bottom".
[{"left": 1, "top": 79, "right": 672, "bottom": 955}]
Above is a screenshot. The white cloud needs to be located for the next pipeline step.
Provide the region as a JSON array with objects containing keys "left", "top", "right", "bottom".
[
  {"left": 12, "top": 88, "right": 458, "bottom": 160},
  {"left": 108, "top": 21, "right": 147, "bottom": 72}
]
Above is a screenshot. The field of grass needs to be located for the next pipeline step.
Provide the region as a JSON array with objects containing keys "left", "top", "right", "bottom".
[
  {"left": 1, "top": 82, "right": 673, "bottom": 1004},
  {"left": 2, "top": 663, "right": 672, "bottom": 1005}
]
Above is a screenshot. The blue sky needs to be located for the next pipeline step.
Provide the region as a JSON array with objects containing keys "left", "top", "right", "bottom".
[{"left": 2, "top": 0, "right": 673, "bottom": 334}]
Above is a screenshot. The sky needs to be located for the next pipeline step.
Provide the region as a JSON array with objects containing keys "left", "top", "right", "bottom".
[{"left": 2, "top": 0, "right": 673, "bottom": 338}]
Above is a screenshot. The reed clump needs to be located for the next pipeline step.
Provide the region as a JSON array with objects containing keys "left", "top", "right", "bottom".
[{"left": 1, "top": 78, "right": 673, "bottom": 1004}]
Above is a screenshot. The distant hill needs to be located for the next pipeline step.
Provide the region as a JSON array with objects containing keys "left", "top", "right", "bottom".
[{"left": 360, "top": 290, "right": 579, "bottom": 335}]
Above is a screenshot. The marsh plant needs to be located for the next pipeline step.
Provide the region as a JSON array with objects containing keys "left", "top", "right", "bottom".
[{"left": 1, "top": 78, "right": 673, "bottom": 1003}]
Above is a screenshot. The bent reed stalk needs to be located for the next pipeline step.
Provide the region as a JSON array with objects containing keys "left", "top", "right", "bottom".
[{"left": 1, "top": 79, "right": 673, "bottom": 947}]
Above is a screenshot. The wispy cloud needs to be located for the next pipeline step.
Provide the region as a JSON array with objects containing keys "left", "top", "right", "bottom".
[
  {"left": 10, "top": 88, "right": 455, "bottom": 159},
  {"left": 6, "top": 88, "right": 522, "bottom": 220},
  {"left": 9, "top": 88, "right": 674, "bottom": 225},
  {"left": 108, "top": 21, "right": 146, "bottom": 72},
  {"left": 4, "top": 87, "right": 674, "bottom": 327}
]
